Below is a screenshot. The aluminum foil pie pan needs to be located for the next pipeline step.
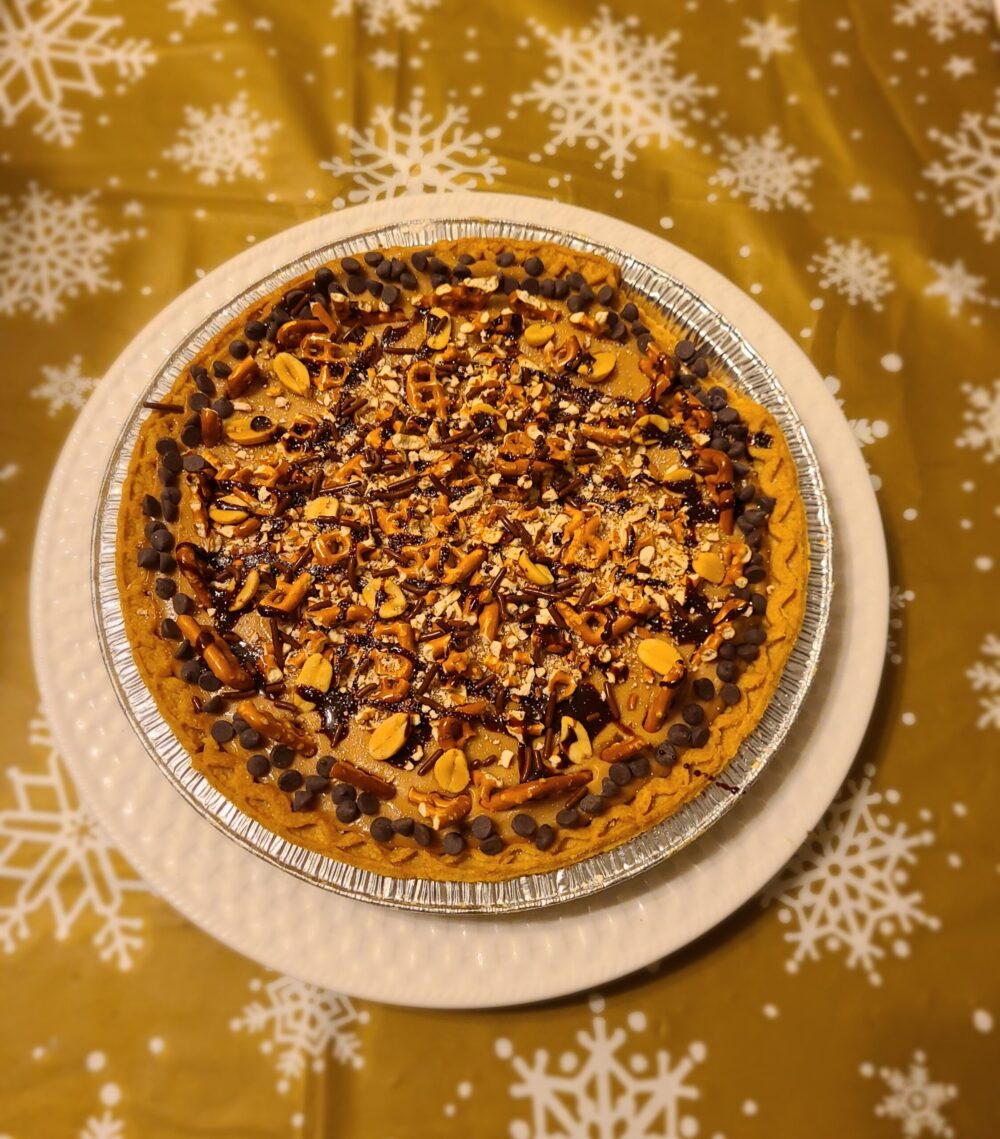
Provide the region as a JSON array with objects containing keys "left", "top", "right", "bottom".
[{"left": 93, "top": 217, "right": 833, "bottom": 914}]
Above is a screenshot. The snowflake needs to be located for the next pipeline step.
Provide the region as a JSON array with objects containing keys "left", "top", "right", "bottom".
[
  {"left": 163, "top": 92, "right": 279, "bottom": 186},
  {"left": 231, "top": 974, "right": 369, "bottom": 1093},
  {"left": 967, "top": 634, "right": 1000, "bottom": 730},
  {"left": 894, "top": 0, "right": 991, "bottom": 43},
  {"left": 823, "top": 376, "right": 890, "bottom": 449},
  {"left": 495, "top": 1005, "right": 705, "bottom": 1139},
  {"left": 862, "top": 1051, "right": 958, "bottom": 1138},
  {"left": 739, "top": 15, "right": 796, "bottom": 63},
  {"left": 808, "top": 237, "right": 895, "bottom": 310},
  {"left": 168, "top": 0, "right": 219, "bottom": 26},
  {"left": 762, "top": 766, "right": 939, "bottom": 986},
  {"left": 321, "top": 91, "right": 503, "bottom": 203},
  {"left": 31, "top": 355, "right": 97, "bottom": 415},
  {"left": 710, "top": 127, "right": 818, "bottom": 211},
  {"left": 923, "top": 257, "right": 987, "bottom": 315},
  {"left": 925, "top": 90, "right": 1000, "bottom": 243},
  {"left": 0, "top": 0, "right": 154, "bottom": 147},
  {"left": 79, "top": 1112, "right": 124, "bottom": 1139},
  {"left": 512, "top": 7, "right": 715, "bottom": 181},
  {"left": 887, "top": 586, "right": 915, "bottom": 666},
  {"left": 331, "top": 0, "right": 439, "bottom": 35},
  {"left": 0, "top": 182, "right": 128, "bottom": 321},
  {"left": 0, "top": 713, "right": 146, "bottom": 969},
  {"left": 957, "top": 379, "right": 1000, "bottom": 463}
]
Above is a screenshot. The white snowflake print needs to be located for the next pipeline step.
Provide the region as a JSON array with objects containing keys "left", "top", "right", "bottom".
[
  {"left": 0, "top": 714, "right": 147, "bottom": 970},
  {"left": 31, "top": 356, "right": 97, "bottom": 415},
  {"left": 923, "top": 257, "right": 988, "bottom": 315},
  {"left": 967, "top": 634, "right": 1000, "bottom": 730},
  {"left": 163, "top": 92, "right": 279, "bottom": 187},
  {"left": 894, "top": 0, "right": 991, "bottom": 43},
  {"left": 321, "top": 91, "right": 503, "bottom": 203},
  {"left": 861, "top": 1051, "right": 958, "bottom": 1138},
  {"left": 887, "top": 586, "right": 915, "bottom": 666},
  {"left": 331, "top": 0, "right": 439, "bottom": 35},
  {"left": 0, "top": 0, "right": 154, "bottom": 147},
  {"left": 710, "top": 127, "right": 818, "bottom": 211},
  {"left": 956, "top": 379, "right": 1000, "bottom": 463},
  {"left": 808, "top": 237, "right": 895, "bottom": 310},
  {"left": 823, "top": 376, "right": 890, "bottom": 451},
  {"left": 79, "top": 1112, "right": 124, "bottom": 1139},
  {"left": 739, "top": 15, "right": 796, "bottom": 63},
  {"left": 762, "top": 765, "right": 940, "bottom": 986},
  {"left": 230, "top": 974, "right": 369, "bottom": 1093},
  {"left": 511, "top": 7, "right": 715, "bottom": 181},
  {"left": 925, "top": 90, "right": 1000, "bottom": 243},
  {"left": 495, "top": 1002, "right": 706, "bottom": 1139},
  {"left": 168, "top": 0, "right": 219, "bottom": 27},
  {"left": 0, "top": 182, "right": 128, "bottom": 321}
]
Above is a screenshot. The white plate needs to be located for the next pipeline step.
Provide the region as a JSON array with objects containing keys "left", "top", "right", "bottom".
[{"left": 31, "top": 193, "right": 888, "bottom": 1009}]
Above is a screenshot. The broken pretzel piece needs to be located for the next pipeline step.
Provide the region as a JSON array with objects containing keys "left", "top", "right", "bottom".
[{"left": 473, "top": 768, "right": 593, "bottom": 812}]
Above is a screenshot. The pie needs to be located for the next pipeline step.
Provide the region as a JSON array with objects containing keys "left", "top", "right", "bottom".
[{"left": 117, "top": 237, "right": 809, "bottom": 883}]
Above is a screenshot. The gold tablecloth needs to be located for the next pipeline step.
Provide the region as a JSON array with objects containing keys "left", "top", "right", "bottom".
[{"left": 2, "top": 2, "right": 998, "bottom": 1135}]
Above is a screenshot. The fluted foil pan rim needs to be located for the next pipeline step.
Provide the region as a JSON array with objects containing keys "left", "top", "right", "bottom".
[{"left": 93, "top": 217, "right": 833, "bottom": 914}]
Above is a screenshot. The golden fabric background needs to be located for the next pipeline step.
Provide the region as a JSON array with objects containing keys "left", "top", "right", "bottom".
[{"left": 1, "top": 1, "right": 998, "bottom": 1135}]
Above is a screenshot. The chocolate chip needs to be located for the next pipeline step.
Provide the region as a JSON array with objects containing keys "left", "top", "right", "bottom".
[
  {"left": 667, "top": 724, "right": 692, "bottom": 747},
  {"left": 690, "top": 726, "right": 710, "bottom": 747},
  {"left": 567, "top": 272, "right": 585, "bottom": 291},
  {"left": 182, "top": 454, "right": 205, "bottom": 473},
  {"left": 521, "top": 276, "right": 540, "bottom": 296},
  {"left": 469, "top": 816, "right": 493, "bottom": 840},
  {"left": 247, "top": 754, "right": 270, "bottom": 779},
  {"left": 628, "top": 755, "right": 650, "bottom": 778},
  {"left": 442, "top": 831, "right": 465, "bottom": 855},
  {"left": 579, "top": 794, "right": 603, "bottom": 815},
  {"left": 160, "top": 617, "right": 181, "bottom": 640},
  {"left": 316, "top": 756, "right": 333, "bottom": 779},
  {"left": 578, "top": 284, "right": 595, "bottom": 304},
  {"left": 428, "top": 257, "right": 449, "bottom": 276},
  {"left": 270, "top": 744, "right": 294, "bottom": 769},
  {"left": 155, "top": 437, "right": 178, "bottom": 455},
  {"left": 336, "top": 800, "right": 360, "bottom": 823},
  {"left": 367, "top": 279, "right": 383, "bottom": 297},
  {"left": 524, "top": 256, "right": 543, "bottom": 277},
  {"left": 346, "top": 275, "right": 367, "bottom": 295},
  {"left": 534, "top": 824, "right": 555, "bottom": 851},
  {"left": 180, "top": 660, "right": 201, "bottom": 683},
  {"left": 245, "top": 320, "right": 267, "bottom": 341},
  {"left": 399, "top": 271, "right": 417, "bottom": 291},
  {"left": 717, "top": 642, "right": 737, "bottom": 660},
  {"left": 174, "top": 640, "right": 193, "bottom": 661},
  {"left": 480, "top": 834, "right": 504, "bottom": 855},
  {"left": 364, "top": 251, "right": 383, "bottom": 267},
  {"left": 720, "top": 683, "right": 741, "bottom": 706},
  {"left": 452, "top": 264, "right": 471, "bottom": 281},
  {"left": 737, "top": 643, "right": 760, "bottom": 661},
  {"left": 304, "top": 775, "right": 329, "bottom": 795},
  {"left": 693, "top": 678, "right": 715, "bottom": 700},
  {"left": 750, "top": 592, "right": 767, "bottom": 615},
  {"left": 637, "top": 334, "right": 652, "bottom": 354},
  {"left": 411, "top": 251, "right": 430, "bottom": 271},
  {"left": 539, "top": 278, "right": 555, "bottom": 298},
  {"left": 161, "top": 501, "right": 178, "bottom": 524},
  {"left": 413, "top": 822, "right": 433, "bottom": 847},
  {"left": 211, "top": 361, "right": 231, "bottom": 380},
  {"left": 229, "top": 339, "right": 249, "bottom": 360},
  {"left": 340, "top": 256, "right": 361, "bottom": 274},
  {"left": 199, "top": 671, "right": 221, "bottom": 692},
  {"left": 211, "top": 720, "right": 235, "bottom": 744},
  {"left": 429, "top": 273, "right": 448, "bottom": 289},
  {"left": 500, "top": 275, "right": 518, "bottom": 294},
  {"left": 621, "top": 301, "right": 638, "bottom": 322},
  {"left": 314, "top": 267, "right": 336, "bottom": 291},
  {"left": 391, "top": 817, "right": 414, "bottom": 836},
  {"left": 682, "top": 703, "right": 705, "bottom": 726},
  {"left": 556, "top": 807, "right": 581, "bottom": 828},
  {"left": 496, "top": 251, "right": 515, "bottom": 267},
  {"left": 212, "top": 398, "right": 234, "bottom": 418},
  {"left": 203, "top": 695, "right": 223, "bottom": 714},
  {"left": 357, "top": 791, "right": 379, "bottom": 815},
  {"left": 675, "top": 339, "right": 696, "bottom": 361},
  {"left": 381, "top": 284, "right": 400, "bottom": 306},
  {"left": 745, "top": 566, "right": 767, "bottom": 584},
  {"left": 331, "top": 783, "right": 356, "bottom": 803},
  {"left": 655, "top": 741, "right": 677, "bottom": 766},
  {"left": 187, "top": 393, "right": 209, "bottom": 413},
  {"left": 693, "top": 357, "right": 709, "bottom": 378},
  {"left": 375, "top": 259, "right": 393, "bottom": 280},
  {"left": 512, "top": 813, "right": 536, "bottom": 838},
  {"left": 567, "top": 294, "right": 587, "bottom": 313},
  {"left": 291, "top": 790, "right": 315, "bottom": 812},
  {"left": 154, "top": 577, "right": 176, "bottom": 599},
  {"left": 277, "top": 770, "right": 302, "bottom": 792},
  {"left": 716, "top": 659, "right": 739, "bottom": 683},
  {"left": 371, "top": 816, "right": 393, "bottom": 842},
  {"left": 239, "top": 728, "right": 262, "bottom": 750},
  {"left": 141, "top": 494, "right": 161, "bottom": 518},
  {"left": 179, "top": 426, "right": 200, "bottom": 448},
  {"left": 744, "top": 625, "right": 766, "bottom": 646},
  {"left": 609, "top": 762, "right": 631, "bottom": 786},
  {"left": 596, "top": 284, "right": 614, "bottom": 305},
  {"left": 172, "top": 593, "right": 193, "bottom": 615},
  {"left": 552, "top": 278, "right": 570, "bottom": 300},
  {"left": 601, "top": 778, "right": 619, "bottom": 798},
  {"left": 137, "top": 547, "right": 159, "bottom": 570}
]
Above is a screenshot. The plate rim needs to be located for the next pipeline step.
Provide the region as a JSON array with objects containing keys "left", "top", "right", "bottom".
[{"left": 31, "top": 192, "right": 887, "bottom": 1007}]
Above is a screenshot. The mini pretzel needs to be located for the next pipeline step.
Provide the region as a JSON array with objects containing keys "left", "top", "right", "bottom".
[
  {"left": 474, "top": 769, "right": 593, "bottom": 812},
  {"left": 330, "top": 760, "right": 396, "bottom": 800},
  {"left": 237, "top": 699, "right": 317, "bottom": 757},
  {"left": 176, "top": 614, "right": 252, "bottom": 689},
  {"left": 405, "top": 360, "right": 448, "bottom": 419},
  {"left": 408, "top": 787, "right": 472, "bottom": 829},
  {"left": 695, "top": 448, "right": 735, "bottom": 534}
]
